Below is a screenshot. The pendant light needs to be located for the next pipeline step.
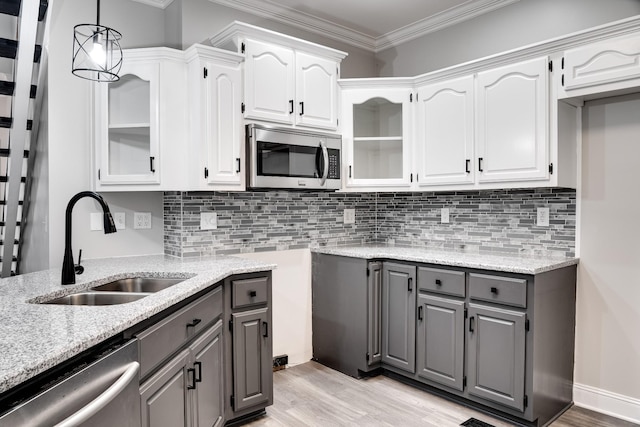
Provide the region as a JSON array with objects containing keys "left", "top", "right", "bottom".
[{"left": 72, "top": 0, "right": 122, "bottom": 82}]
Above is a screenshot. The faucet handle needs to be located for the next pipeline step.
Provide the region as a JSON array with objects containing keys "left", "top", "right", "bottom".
[{"left": 74, "top": 249, "right": 84, "bottom": 275}]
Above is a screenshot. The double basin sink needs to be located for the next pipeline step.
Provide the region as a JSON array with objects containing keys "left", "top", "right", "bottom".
[{"left": 42, "top": 277, "right": 185, "bottom": 306}]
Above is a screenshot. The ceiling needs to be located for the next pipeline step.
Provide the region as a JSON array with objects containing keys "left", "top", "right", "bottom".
[{"left": 136, "top": 0, "right": 520, "bottom": 52}]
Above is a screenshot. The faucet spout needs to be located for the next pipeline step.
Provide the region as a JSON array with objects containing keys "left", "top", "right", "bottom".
[{"left": 62, "top": 191, "right": 117, "bottom": 285}]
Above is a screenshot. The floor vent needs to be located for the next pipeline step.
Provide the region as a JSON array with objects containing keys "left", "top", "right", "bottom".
[{"left": 460, "top": 418, "right": 496, "bottom": 427}]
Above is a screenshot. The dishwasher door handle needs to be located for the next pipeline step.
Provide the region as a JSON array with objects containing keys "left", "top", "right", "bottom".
[{"left": 54, "top": 361, "right": 140, "bottom": 427}]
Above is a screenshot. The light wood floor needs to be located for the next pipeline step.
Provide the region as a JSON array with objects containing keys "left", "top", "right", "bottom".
[{"left": 245, "top": 362, "right": 637, "bottom": 427}]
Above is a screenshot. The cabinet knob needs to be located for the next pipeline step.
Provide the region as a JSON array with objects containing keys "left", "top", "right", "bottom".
[
  {"left": 249, "top": 290, "right": 257, "bottom": 297},
  {"left": 490, "top": 287, "right": 498, "bottom": 294},
  {"left": 435, "top": 279, "right": 442, "bottom": 286}
]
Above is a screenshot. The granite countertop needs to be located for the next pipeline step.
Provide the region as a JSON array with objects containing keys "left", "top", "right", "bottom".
[
  {"left": 312, "top": 246, "right": 578, "bottom": 274},
  {"left": 0, "top": 254, "right": 275, "bottom": 395}
]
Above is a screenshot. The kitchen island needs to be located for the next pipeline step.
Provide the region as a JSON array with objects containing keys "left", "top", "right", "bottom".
[{"left": 0, "top": 254, "right": 275, "bottom": 395}]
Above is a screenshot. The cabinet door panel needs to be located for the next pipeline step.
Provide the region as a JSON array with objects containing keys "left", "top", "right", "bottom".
[
  {"left": 367, "top": 261, "right": 382, "bottom": 366},
  {"left": 417, "top": 76, "right": 474, "bottom": 186},
  {"left": 476, "top": 57, "right": 548, "bottom": 182},
  {"left": 204, "top": 61, "right": 243, "bottom": 187},
  {"left": 233, "top": 308, "right": 272, "bottom": 412},
  {"left": 564, "top": 33, "right": 640, "bottom": 90},
  {"left": 244, "top": 39, "right": 294, "bottom": 124},
  {"left": 140, "top": 349, "right": 190, "bottom": 427},
  {"left": 381, "top": 263, "right": 416, "bottom": 373},
  {"left": 467, "top": 303, "right": 526, "bottom": 411},
  {"left": 295, "top": 52, "right": 338, "bottom": 130},
  {"left": 191, "top": 321, "right": 224, "bottom": 427},
  {"left": 417, "top": 294, "right": 464, "bottom": 391}
]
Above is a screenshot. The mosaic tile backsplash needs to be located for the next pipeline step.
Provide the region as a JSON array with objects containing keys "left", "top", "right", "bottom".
[{"left": 164, "top": 188, "right": 576, "bottom": 258}]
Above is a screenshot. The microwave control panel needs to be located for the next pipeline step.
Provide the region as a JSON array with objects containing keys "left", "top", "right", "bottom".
[{"left": 327, "top": 149, "right": 340, "bottom": 179}]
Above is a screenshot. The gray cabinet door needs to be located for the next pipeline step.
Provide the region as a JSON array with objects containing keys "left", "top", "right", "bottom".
[
  {"left": 232, "top": 307, "right": 272, "bottom": 412},
  {"left": 467, "top": 303, "right": 526, "bottom": 411},
  {"left": 140, "top": 349, "right": 190, "bottom": 427},
  {"left": 417, "top": 294, "right": 465, "bottom": 391},
  {"left": 381, "top": 262, "right": 416, "bottom": 373},
  {"left": 190, "top": 321, "right": 224, "bottom": 427},
  {"left": 367, "top": 261, "right": 382, "bottom": 366}
]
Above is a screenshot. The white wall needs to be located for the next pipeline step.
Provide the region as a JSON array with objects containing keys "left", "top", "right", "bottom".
[
  {"left": 574, "top": 94, "right": 640, "bottom": 422},
  {"left": 237, "top": 249, "right": 313, "bottom": 366},
  {"left": 44, "top": 0, "right": 167, "bottom": 270},
  {"left": 376, "top": 0, "right": 640, "bottom": 77}
]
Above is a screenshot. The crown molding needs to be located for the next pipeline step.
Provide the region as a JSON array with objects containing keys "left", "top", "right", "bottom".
[
  {"left": 206, "top": 0, "right": 520, "bottom": 53},
  {"left": 376, "top": 0, "right": 521, "bottom": 52},
  {"left": 131, "top": 0, "right": 175, "bottom": 9},
  {"left": 207, "top": 0, "right": 376, "bottom": 51}
]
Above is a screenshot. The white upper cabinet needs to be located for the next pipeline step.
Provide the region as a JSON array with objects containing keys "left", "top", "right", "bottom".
[
  {"left": 210, "top": 22, "right": 347, "bottom": 131},
  {"left": 561, "top": 31, "right": 640, "bottom": 97},
  {"left": 475, "top": 57, "right": 549, "bottom": 183},
  {"left": 94, "top": 48, "right": 188, "bottom": 191},
  {"left": 244, "top": 39, "right": 295, "bottom": 125},
  {"left": 186, "top": 45, "right": 244, "bottom": 191},
  {"left": 341, "top": 83, "right": 413, "bottom": 189},
  {"left": 295, "top": 52, "right": 338, "bottom": 129},
  {"left": 416, "top": 76, "right": 475, "bottom": 186}
]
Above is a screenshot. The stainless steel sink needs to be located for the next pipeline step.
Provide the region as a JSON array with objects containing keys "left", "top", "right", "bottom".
[
  {"left": 90, "top": 277, "right": 185, "bottom": 293},
  {"left": 42, "top": 292, "right": 149, "bottom": 306}
]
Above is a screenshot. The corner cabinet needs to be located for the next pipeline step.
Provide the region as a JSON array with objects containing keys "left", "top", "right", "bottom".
[
  {"left": 210, "top": 22, "right": 347, "bottom": 131},
  {"left": 93, "top": 48, "right": 188, "bottom": 191},
  {"left": 312, "top": 253, "right": 577, "bottom": 426},
  {"left": 185, "top": 45, "right": 244, "bottom": 190},
  {"left": 340, "top": 81, "right": 414, "bottom": 189}
]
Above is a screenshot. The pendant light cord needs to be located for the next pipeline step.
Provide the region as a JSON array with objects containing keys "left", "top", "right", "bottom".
[{"left": 96, "top": 0, "right": 100, "bottom": 26}]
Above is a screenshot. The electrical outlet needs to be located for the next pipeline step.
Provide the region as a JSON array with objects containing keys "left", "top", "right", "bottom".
[
  {"left": 200, "top": 212, "right": 217, "bottom": 230},
  {"left": 537, "top": 207, "right": 550, "bottom": 227},
  {"left": 90, "top": 213, "right": 103, "bottom": 231},
  {"left": 343, "top": 209, "right": 355, "bottom": 224},
  {"left": 134, "top": 212, "right": 152, "bottom": 229},
  {"left": 441, "top": 208, "right": 450, "bottom": 224},
  {"left": 113, "top": 212, "right": 126, "bottom": 230}
]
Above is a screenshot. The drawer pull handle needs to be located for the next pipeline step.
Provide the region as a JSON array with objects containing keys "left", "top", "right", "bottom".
[
  {"left": 469, "top": 316, "right": 475, "bottom": 333},
  {"left": 490, "top": 287, "right": 498, "bottom": 294},
  {"left": 186, "top": 318, "right": 202, "bottom": 328},
  {"left": 194, "top": 361, "right": 202, "bottom": 383},
  {"left": 263, "top": 321, "right": 269, "bottom": 338},
  {"left": 249, "top": 290, "right": 257, "bottom": 297},
  {"left": 187, "top": 368, "right": 197, "bottom": 390},
  {"left": 435, "top": 279, "right": 442, "bottom": 286}
]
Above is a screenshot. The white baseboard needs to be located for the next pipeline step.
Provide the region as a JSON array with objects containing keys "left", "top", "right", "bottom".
[{"left": 573, "top": 383, "right": 640, "bottom": 424}]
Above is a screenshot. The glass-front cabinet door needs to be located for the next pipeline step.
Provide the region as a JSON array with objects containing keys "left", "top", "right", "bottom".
[
  {"left": 95, "top": 61, "right": 160, "bottom": 186},
  {"left": 341, "top": 86, "right": 412, "bottom": 189}
]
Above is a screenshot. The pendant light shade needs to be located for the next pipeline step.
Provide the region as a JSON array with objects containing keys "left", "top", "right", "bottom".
[{"left": 72, "top": 0, "right": 122, "bottom": 82}]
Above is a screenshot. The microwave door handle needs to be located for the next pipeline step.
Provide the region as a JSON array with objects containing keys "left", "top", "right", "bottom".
[{"left": 319, "top": 141, "right": 329, "bottom": 186}]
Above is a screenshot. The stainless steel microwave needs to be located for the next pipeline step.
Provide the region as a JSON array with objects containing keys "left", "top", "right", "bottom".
[{"left": 246, "top": 124, "right": 342, "bottom": 190}]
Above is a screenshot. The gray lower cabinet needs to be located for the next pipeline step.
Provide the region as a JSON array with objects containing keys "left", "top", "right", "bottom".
[
  {"left": 139, "top": 321, "right": 224, "bottom": 427},
  {"left": 225, "top": 274, "right": 273, "bottom": 421},
  {"left": 416, "top": 294, "right": 465, "bottom": 391},
  {"left": 232, "top": 308, "right": 271, "bottom": 411},
  {"left": 312, "top": 254, "right": 577, "bottom": 426},
  {"left": 467, "top": 303, "right": 526, "bottom": 411},
  {"left": 381, "top": 262, "right": 416, "bottom": 373}
]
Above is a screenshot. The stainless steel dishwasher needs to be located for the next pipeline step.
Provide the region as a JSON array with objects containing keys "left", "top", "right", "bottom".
[{"left": 0, "top": 339, "right": 141, "bottom": 427}]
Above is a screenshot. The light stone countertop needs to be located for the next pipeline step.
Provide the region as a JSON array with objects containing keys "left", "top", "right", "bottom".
[
  {"left": 0, "top": 254, "right": 275, "bottom": 395},
  {"left": 312, "top": 246, "right": 578, "bottom": 274}
]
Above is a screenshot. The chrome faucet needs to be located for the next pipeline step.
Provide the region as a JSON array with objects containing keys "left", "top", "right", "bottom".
[{"left": 62, "top": 191, "right": 117, "bottom": 285}]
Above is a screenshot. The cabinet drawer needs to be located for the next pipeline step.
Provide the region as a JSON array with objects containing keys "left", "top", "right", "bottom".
[
  {"left": 137, "top": 285, "right": 223, "bottom": 378},
  {"left": 232, "top": 276, "right": 268, "bottom": 309},
  {"left": 469, "top": 273, "right": 527, "bottom": 308},
  {"left": 418, "top": 267, "right": 465, "bottom": 297}
]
